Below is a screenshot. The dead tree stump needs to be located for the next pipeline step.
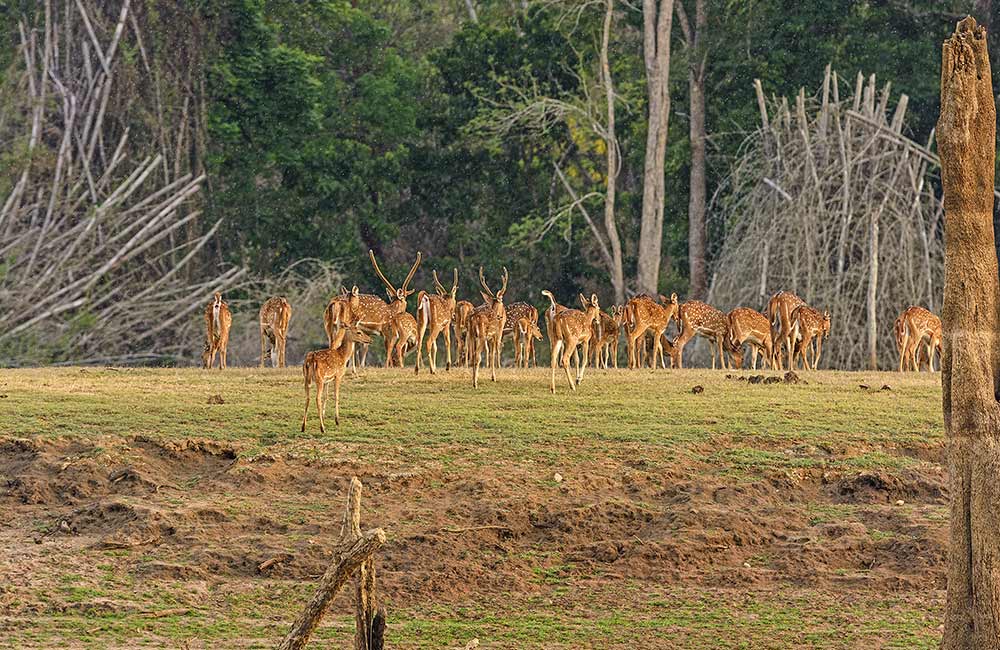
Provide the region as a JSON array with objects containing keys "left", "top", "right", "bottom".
[
  {"left": 938, "top": 15, "right": 1000, "bottom": 650},
  {"left": 277, "top": 477, "right": 386, "bottom": 650}
]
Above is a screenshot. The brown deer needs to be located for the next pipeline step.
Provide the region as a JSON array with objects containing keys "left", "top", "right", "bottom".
[
  {"left": 896, "top": 306, "right": 942, "bottom": 372},
  {"left": 202, "top": 292, "right": 232, "bottom": 370},
  {"left": 543, "top": 291, "right": 601, "bottom": 392},
  {"left": 790, "top": 305, "right": 831, "bottom": 370},
  {"left": 259, "top": 296, "right": 292, "bottom": 368},
  {"left": 453, "top": 300, "right": 474, "bottom": 367},
  {"left": 467, "top": 267, "right": 509, "bottom": 388},
  {"left": 353, "top": 250, "right": 422, "bottom": 365},
  {"left": 505, "top": 301, "right": 540, "bottom": 368},
  {"left": 625, "top": 294, "right": 679, "bottom": 369},
  {"left": 301, "top": 322, "right": 372, "bottom": 432},
  {"left": 415, "top": 269, "right": 458, "bottom": 374},
  {"left": 726, "top": 307, "right": 774, "bottom": 370},
  {"left": 672, "top": 301, "right": 729, "bottom": 369},
  {"left": 591, "top": 306, "right": 624, "bottom": 369},
  {"left": 386, "top": 312, "right": 418, "bottom": 368},
  {"left": 766, "top": 290, "right": 806, "bottom": 370}
]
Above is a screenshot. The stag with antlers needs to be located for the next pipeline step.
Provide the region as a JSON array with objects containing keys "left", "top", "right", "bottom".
[
  {"left": 301, "top": 321, "right": 372, "bottom": 432},
  {"left": 467, "top": 267, "right": 509, "bottom": 388},
  {"left": 624, "top": 294, "right": 679, "bottom": 369},
  {"left": 415, "top": 269, "right": 459, "bottom": 374},
  {"left": 350, "top": 250, "right": 421, "bottom": 366},
  {"left": 259, "top": 297, "right": 292, "bottom": 368},
  {"left": 672, "top": 301, "right": 730, "bottom": 370},
  {"left": 202, "top": 293, "right": 232, "bottom": 370},
  {"left": 543, "top": 291, "right": 601, "bottom": 392}
]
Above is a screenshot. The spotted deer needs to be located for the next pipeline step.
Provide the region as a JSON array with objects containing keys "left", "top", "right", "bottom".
[
  {"left": 202, "top": 292, "right": 232, "bottom": 369},
  {"left": 504, "top": 301, "right": 540, "bottom": 368},
  {"left": 625, "top": 294, "right": 679, "bottom": 369},
  {"left": 543, "top": 291, "right": 601, "bottom": 393},
  {"left": 467, "top": 267, "right": 509, "bottom": 388},
  {"left": 386, "top": 311, "right": 418, "bottom": 368},
  {"left": 415, "top": 269, "right": 459, "bottom": 374},
  {"left": 766, "top": 291, "right": 806, "bottom": 370},
  {"left": 790, "top": 305, "right": 831, "bottom": 370},
  {"left": 591, "top": 306, "right": 624, "bottom": 369},
  {"left": 896, "top": 306, "right": 942, "bottom": 372},
  {"left": 453, "top": 300, "right": 475, "bottom": 367},
  {"left": 350, "top": 250, "right": 421, "bottom": 365},
  {"left": 301, "top": 322, "right": 372, "bottom": 432},
  {"left": 259, "top": 296, "right": 292, "bottom": 368},
  {"left": 725, "top": 307, "right": 774, "bottom": 370},
  {"left": 672, "top": 301, "right": 730, "bottom": 369}
]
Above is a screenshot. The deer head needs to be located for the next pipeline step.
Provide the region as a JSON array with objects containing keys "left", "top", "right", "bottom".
[
  {"left": 479, "top": 266, "right": 509, "bottom": 306},
  {"left": 370, "top": 250, "right": 422, "bottom": 303}
]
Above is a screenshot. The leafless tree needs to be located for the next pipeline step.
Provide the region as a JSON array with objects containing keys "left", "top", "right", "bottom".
[
  {"left": 0, "top": 1, "right": 240, "bottom": 365},
  {"left": 709, "top": 66, "right": 946, "bottom": 370}
]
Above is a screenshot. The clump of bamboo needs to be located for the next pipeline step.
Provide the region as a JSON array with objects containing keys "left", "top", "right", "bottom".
[
  {"left": 709, "top": 65, "right": 946, "bottom": 369},
  {"left": 0, "top": 1, "right": 241, "bottom": 365}
]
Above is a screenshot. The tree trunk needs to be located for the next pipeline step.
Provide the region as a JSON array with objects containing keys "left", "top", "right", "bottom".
[
  {"left": 938, "top": 16, "right": 1000, "bottom": 650},
  {"left": 601, "top": 0, "right": 626, "bottom": 305},
  {"left": 686, "top": 0, "right": 708, "bottom": 300},
  {"left": 463, "top": 0, "right": 478, "bottom": 23},
  {"left": 637, "top": 0, "right": 674, "bottom": 295}
]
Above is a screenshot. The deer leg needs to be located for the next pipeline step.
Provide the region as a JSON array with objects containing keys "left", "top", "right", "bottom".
[
  {"left": 814, "top": 336, "right": 823, "bottom": 370},
  {"left": 673, "top": 326, "right": 692, "bottom": 369},
  {"left": 301, "top": 369, "right": 311, "bottom": 432},
  {"left": 578, "top": 340, "right": 590, "bottom": 385},
  {"left": 491, "top": 335, "right": 498, "bottom": 382},
  {"left": 550, "top": 339, "right": 563, "bottom": 393},
  {"left": 260, "top": 329, "right": 266, "bottom": 368},
  {"left": 317, "top": 380, "right": 327, "bottom": 434},
  {"left": 444, "top": 325, "right": 452, "bottom": 371},
  {"left": 562, "top": 341, "right": 576, "bottom": 390},
  {"left": 334, "top": 375, "right": 342, "bottom": 426}
]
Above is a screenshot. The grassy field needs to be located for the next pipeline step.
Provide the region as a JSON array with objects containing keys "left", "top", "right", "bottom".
[{"left": 0, "top": 366, "right": 946, "bottom": 648}]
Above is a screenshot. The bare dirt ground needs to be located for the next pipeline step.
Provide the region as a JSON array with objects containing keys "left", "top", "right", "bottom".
[{"left": 0, "top": 367, "right": 945, "bottom": 648}]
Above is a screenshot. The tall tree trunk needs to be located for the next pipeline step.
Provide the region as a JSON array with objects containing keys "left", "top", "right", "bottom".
[
  {"left": 938, "top": 16, "right": 1000, "bottom": 650},
  {"left": 463, "top": 0, "right": 478, "bottom": 23},
  {"left": 636, "top": 0, "right": 674, "bottom": 295},
  {"left": 682, "top": 0, "right": 708, "bottom": 300},
  {"left": 601, "top": 0, "right": 625, "bottom": 304},
  {"left": 866, "top": 207, "right": 878, "bottom": 369}
]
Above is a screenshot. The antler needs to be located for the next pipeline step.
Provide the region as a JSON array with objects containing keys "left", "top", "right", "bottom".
[
  {"left": 451, "top": 268, "right": 459, "bottom": 295},
  {"left": 432, "top": 270, "right": 447, "bottom": 296},
  {"left": 479, "top": 266, "right": 494, "bottom": 299},
  {"left": 369, "top": 250, "right": 397, "bottom": 294},
  {"left": 401, "top": 252, "right": 422, "bottom": 291},
  {"left": 497, "top": 267, "right": 509, "bottom": 299}
]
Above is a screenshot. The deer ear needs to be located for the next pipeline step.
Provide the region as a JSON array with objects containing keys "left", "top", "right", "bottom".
[
  {"left": 386, "top": 288, "right": 395, "bottom": 298},
  {"left": 480, "top": 291, "right": 492, "bottom": 304},
  {"left": 591, "top": 293, "right": 598, "bottom": 306},
  {"left": 671, "top": 292, "right": 678, "bottom": 303}
]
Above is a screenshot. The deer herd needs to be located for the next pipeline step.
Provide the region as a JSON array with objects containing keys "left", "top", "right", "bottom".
[{"left": 198, "top": 251, "right": 943, "bottom": 429}]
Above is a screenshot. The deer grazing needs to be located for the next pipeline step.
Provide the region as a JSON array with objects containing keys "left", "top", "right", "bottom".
[
  {"left": 505, "top": 301, "right": 540, "bottom": 369},
  {"left": 202, "top": 292, "right": 232, "bottom": 370},
  {"left": 726, "top": 307, "right": 774, "bottom": 370},
  {"left": 592, "top": 306, "right": 624, "bottom": 369},
  {"left": 453, "top": 299, "right": 474, "bottom": 367},
  {"left": 672, "top": 300, "right": 730, "bottom": 370},
  {"left": 415, "top": 269, "right": 458, "bottom": 374},
  {"left": 259, "top": 296, "right": 292, "bottom": 368},
  {"left": 767, "top": 290, "right": 806, "bottom": 370},
  {"left": 543, "top": 291, "right": 601, "bottom": 392},
  {"left": 895, "top": 306, "right": 942, "bottom": 372},
  {"left": 790, "top": 305, "right": 831, "bottom": 370},
  {"left": 301, "top": 321, "right": 372, "bottom": 432},
  {"left": 467, "top": 267, "right": 509, "bottom": 388},
  {"left": 624, "top": 294, "right": 679, "bottom": 369}
]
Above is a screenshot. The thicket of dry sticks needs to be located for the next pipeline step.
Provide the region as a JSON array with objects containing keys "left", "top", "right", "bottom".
[
  {"left": 709, "top": 66, "right": 947, "bottom": 370},
  {"left": 0, "top": 1, "right": 241, "bottom": 365}
]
